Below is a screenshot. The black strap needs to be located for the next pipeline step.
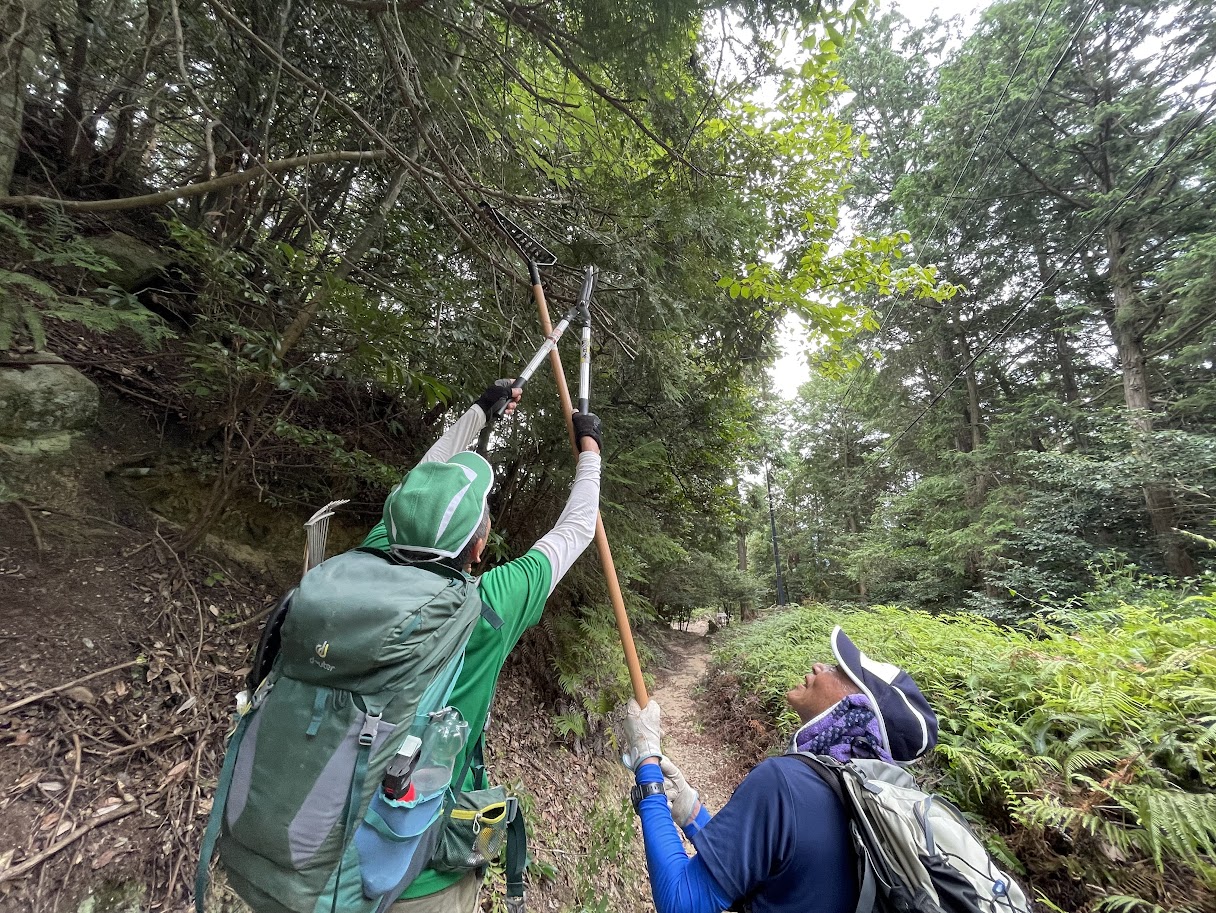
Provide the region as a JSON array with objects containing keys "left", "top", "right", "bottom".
[
  {"left": 785, "top": 753, "right": 848, "bottom": 805},
  {"left": 247, "top": 589, "right": 294, "bottom": 691},
  {"left": 471, "top": 733, "right": 487, "bottom": 791},
  {"left": 449, "top": 730, "right": 486, "bottom": 799},
  {"left": 505, "top": 808, "right": 527, "bottom": 900}
]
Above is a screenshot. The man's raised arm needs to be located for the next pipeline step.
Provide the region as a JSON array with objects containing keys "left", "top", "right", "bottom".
[
  {"left": 420, "top": 381, "right": 522, "bottom": 464},
  {"left": 532, "top": 414, "right": 602, "bottom": 595}
]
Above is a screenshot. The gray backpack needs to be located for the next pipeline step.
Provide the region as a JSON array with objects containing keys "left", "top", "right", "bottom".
[{"left": 789, "top": 753, "right": 1033, "bottom": 913}]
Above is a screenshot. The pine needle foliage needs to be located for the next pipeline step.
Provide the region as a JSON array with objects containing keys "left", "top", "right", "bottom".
[{"left": 714, "top": 587, "right": 1216, "bottom": 912}]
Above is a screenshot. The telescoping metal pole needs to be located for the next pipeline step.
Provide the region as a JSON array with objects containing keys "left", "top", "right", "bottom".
[
  {"left": 476, "top": 302, "right": 583, "bottom": 456},
  {"left": 576, "top": 268, "right": 594, "bottom": 416}
]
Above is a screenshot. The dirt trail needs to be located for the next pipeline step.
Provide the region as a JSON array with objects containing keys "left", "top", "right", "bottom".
[{"left": 649, "top": 621, "right": 742, "bottom": 813}]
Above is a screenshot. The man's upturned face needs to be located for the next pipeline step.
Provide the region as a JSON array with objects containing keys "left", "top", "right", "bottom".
[{"left": 785, "top": 663, "right": 861, "bottom": 724}]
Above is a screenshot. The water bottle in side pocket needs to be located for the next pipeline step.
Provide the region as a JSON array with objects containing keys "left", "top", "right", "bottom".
[{"left": 412, "top": 712, "right": 468, "bottom": 796}]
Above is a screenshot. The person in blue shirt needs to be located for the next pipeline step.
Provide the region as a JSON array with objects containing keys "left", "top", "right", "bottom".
[{"left": 622, "top": 626, "right": 939, "bottom": 913}]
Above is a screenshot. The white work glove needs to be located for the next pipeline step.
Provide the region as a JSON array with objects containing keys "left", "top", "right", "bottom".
[
  {"left": 622, "top": 698, "right": 663, "bottom": 770},
  {"left": 660, "top": 755, "right": 700, "bottom": 828}
]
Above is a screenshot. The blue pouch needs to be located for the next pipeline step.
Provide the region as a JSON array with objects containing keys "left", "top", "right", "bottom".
[{"left": 354, "top": 788, "right": 447, "bottom": 901}]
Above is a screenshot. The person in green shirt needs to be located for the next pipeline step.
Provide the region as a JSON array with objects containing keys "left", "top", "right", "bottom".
[{"left": 362, "top": 381, "right": 603, "bottom": 912}]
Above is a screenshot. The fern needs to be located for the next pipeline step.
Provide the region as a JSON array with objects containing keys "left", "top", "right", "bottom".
[
  {"left": 1097, "top": 896, "right": 1173, "bottom": 913},
  {"left": 0, "top": 212, "right": 171, "bottom": 351},
  {"left": 552, "top": 712, "right": 588, "bottom": 740},
  {"left": 714, "top": 584, "right": 1216, "bottom": 912}
]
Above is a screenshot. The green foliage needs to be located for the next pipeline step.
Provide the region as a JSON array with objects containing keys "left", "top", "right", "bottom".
[
  {"left": 715, "top": 589, "right": 1216, "bottom": 910},
  {"left": 757, "top": 0, "right": 1212, "bottom": 618},
  {"left": 551, "top": 711, "right": 589, "bottom": 741},
  {"left": 647, "top": 547, "right": 763, "bottom": 621},
  {"left": 568, "top": 792, "right": 640, "bottom": 912},
  {"left": 0, "top": 213, "right": 170, "bottom": 351},
  {"left": 270, "top": 422, "right": 400, "bottom": 490},
  {"left": 547, "top": 608, "right": 655, "bottom": 726}
]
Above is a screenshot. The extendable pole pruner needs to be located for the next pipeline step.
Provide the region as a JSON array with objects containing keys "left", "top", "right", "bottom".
[
  {"left": 575, "top": 267, "right": 595, "bottom": 416},
  {"left": 476, "top": 300, "right": 584, "bottom": 455},
  {"left": 479, "top": 202, "right": 649, "bottom": 706}
]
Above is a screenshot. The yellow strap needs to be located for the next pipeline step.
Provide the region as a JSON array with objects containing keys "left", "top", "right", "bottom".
[{"left": 450, "top": 801, "right": 507, "bottom": 822}]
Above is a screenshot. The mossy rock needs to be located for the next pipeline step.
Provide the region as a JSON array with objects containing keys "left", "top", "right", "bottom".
[
  {"left": 86, "top": 232, "right": 172, "bottom": 290},
  {"left": 0, "top": 354, "right": 98, "bottom": 450}
]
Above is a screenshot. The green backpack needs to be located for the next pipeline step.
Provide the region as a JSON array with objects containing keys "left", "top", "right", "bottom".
[{"left": 195, "top": 548, "right": 500, "bottom": 913}]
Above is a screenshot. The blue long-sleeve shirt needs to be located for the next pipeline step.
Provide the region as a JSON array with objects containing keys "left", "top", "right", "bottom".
[
  {"left": 634, "top": 757, "right": 859, "bottom": 913},
  {"left": 634, "top": 762, "right": 732, "bottom": 913}
]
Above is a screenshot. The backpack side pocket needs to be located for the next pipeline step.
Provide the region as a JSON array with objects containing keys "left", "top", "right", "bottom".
[{"left": 353, "top": 789, "right": 447, "bottom": 902}]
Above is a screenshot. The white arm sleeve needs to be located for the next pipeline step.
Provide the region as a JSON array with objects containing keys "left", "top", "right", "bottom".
[
  {"left": 534, "top": 452, "right": 601, "bottom": 595},
  {"left": 420, "top": 406, "right": 488, "bottom": 464}
]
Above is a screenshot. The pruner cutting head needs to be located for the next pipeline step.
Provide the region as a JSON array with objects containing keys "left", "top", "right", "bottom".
[
  {"left": 576, "top": 266, "right": 596, "bottom": 327},
  {"left": 478, "top": 202, "right": 558, "bottom": 269}
]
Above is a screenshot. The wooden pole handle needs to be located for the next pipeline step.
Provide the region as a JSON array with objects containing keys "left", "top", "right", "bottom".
[{"left": 531, "top": 281, "right": 649, "bottom": 706}]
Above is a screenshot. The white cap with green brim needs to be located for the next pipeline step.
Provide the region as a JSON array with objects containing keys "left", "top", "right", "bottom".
[{"left": 382, "top": 451, "right": 493, "bottom": 559}]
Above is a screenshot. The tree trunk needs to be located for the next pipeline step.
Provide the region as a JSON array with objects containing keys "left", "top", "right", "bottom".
[
  {"left": 957, "top": 326, "right": 986, "bottom": 492},
  {"left": 954, "top": 318, "right": 988, "bottom": 591},
  {"left": 177, "top": 166, "right": 411, "bottom": 550},
  {"left": 1036, "top": 248, "right": 1084, "bottom": 450},
  {"left": 1104, "top": 225, "right": 1196, "bottom": 577},
  {"left": 57, "top": 0, "right": 94, "bottom": 176},
  {"left": 736, "top": 521, "right": 751, "bottom": 621},
  {"left": 1, "top": 0, "right": 50, "bottom": 194}
]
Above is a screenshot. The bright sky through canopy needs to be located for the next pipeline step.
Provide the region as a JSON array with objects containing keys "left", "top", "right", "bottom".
[{"left": 769, "top": 0, "right": 990, "bottom": 399}]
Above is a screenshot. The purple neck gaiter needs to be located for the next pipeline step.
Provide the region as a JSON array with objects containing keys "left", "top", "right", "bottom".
[{"left": 792, "top": 694, "right": 893, "bottom": 763}]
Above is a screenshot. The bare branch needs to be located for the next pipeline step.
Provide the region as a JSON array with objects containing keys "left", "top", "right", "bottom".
[
  {"left": 1003, "top": 147, "right": 1092, "bottom": 211},
  {"left": 0, "top": 150, "right": 388, "bottom": 211}
]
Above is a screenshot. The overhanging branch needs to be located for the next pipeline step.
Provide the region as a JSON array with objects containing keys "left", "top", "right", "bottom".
[{"left": 0, "top": 150, "right": 388, "bottom": 211}]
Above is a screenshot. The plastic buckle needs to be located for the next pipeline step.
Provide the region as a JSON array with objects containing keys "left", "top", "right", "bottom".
[
  {"left": 505, "top": 796, "right": 518, "bottom": 822},
  {"left": 505, "top": 895, "right": 526, "bottom": 913},
  {"left": 250, "top": 677, "right": 274, "bottom": 710},
  {"left": 359, "top": 712, "right": 382, "bottom": 746}
]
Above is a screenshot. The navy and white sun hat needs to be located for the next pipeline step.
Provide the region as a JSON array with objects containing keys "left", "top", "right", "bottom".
[
  {"left": 381, "top": 451, "right": 493, "bottom": 559},
  {"left": 831, "top": 626, "right": 939, "bottom": 762}
]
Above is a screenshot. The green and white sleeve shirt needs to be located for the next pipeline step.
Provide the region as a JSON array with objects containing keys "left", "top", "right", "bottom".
[{"left": 361, "top": 404, "right": 600, "bottom": 900}]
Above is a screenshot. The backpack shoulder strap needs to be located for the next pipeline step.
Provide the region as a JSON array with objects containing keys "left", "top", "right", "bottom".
[
  {"left": 784, "top": 752, "right": 849, "bottom": 805},
  {"left": 195, "top": 710, "right": 254, "bottom": 913},
  {"left": 247, "top": 589, "right": 294, "bottom": 691},
  {"left": 785, "top": 753, "right": 880, "bottom": 913}
]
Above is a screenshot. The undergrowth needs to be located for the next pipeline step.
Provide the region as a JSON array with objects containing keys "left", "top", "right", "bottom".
[
  {"left": 0, "top": 212, "right": 170, "bottom": 351},
  {"left": 712, "top": 582, "right": 1216, "bottom": 913},
  {"left": 543, "top": 603, "right": 657, "bottom": 747}
]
